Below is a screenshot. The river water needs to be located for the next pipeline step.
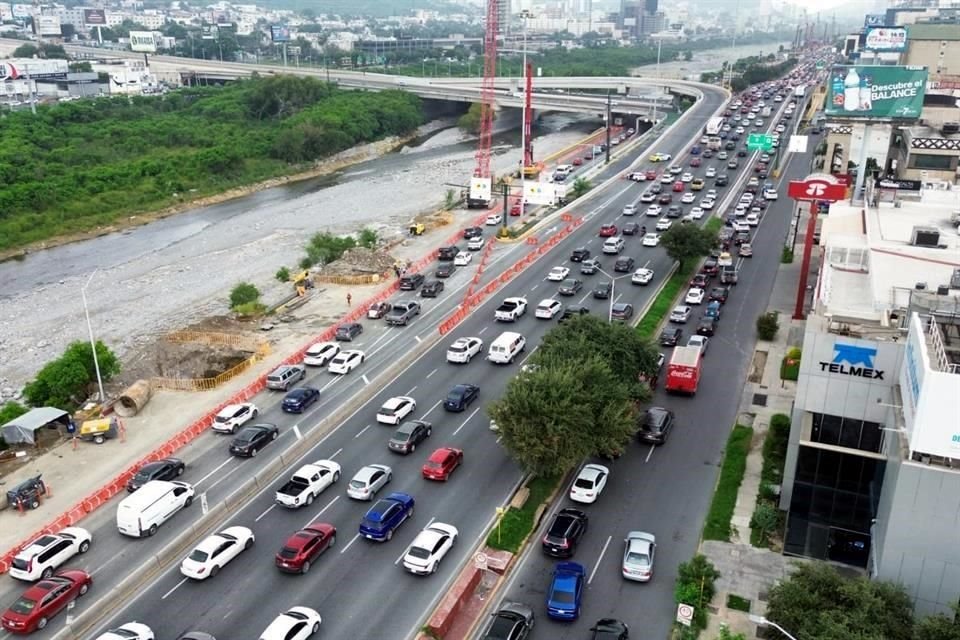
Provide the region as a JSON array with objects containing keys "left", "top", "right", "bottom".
[{"left": 635, "top": 41, "right": 794, "bottom": 80}]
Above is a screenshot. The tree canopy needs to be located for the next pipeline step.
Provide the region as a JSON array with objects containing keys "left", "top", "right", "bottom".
[
  {"left": 659, "top": 224, "right": 716, "bottom": 269},
  {"left": 23, "top": 341, "right": 121, "bottom": 409},
  {"left": 488, "top": 315, "right": 660, "bottom": 475}
]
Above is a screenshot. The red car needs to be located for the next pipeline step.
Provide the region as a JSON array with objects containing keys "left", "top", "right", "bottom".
[
  {"left": 572, "top": 157, "right": 583, "bottom": 166},
  {"left": 645, "top": 170, "right": 657, "bottom": 180},
  {"left": 689, "top": 157, "right": 701, "bottom": 167},
  {"left": 690, "top": 273, "right": 709, "bottom": 288},
  {"left": 599, "top": 223, "right": 618, "bottom": 237},
  {"left": 510, "top": 202, "right": 523, "bottom": 216},
  {"left": 658, "top": 193, "right": 673, "bottom": 205},
  {"left": 754, "top": 163, "right": 767, "bottom": 173},
  {"left": 275, "top": 524, "right": 336, "bottom": 574},
  {"left": 422, "top": 447, "right": 464, "bottom": 481},
  {"left": 1, "top": 570, "right": 91, "bottom": 634},
  {"left": 672, "top": 181, "right": 684, "bottom": 193}
]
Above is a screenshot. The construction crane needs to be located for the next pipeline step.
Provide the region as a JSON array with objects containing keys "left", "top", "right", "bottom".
[{"left": 466, "top": 0, "right": 500, "bottom": 209}]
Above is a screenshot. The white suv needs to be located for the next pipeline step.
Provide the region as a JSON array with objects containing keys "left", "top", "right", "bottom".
[{"left": 10, "top": 527, "right": 92, "bottom": 581}]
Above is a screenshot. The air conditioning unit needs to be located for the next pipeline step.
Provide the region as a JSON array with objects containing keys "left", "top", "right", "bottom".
[
  {"left": 941, "top": 122, "right": 960, "bottom": 135},
  {"left": 916, "top": 282, "right": 928, "bottom": 290},
  {"left": 951, "top": 268, "right": 960, "bottom": 289},
  {"left": 937, "top": 285, "right": 950, "bottom": 295},
  {"left": 910, "top": 226, "right": 941, "bottom": 248}
]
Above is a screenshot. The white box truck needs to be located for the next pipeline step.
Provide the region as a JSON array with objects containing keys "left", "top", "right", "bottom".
[{"left": 116, "top": 480, "right": 195, "bottom": 537}]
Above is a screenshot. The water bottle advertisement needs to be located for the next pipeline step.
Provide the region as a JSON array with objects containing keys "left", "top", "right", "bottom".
[{"left": 826, "top": 65, "right": 928, "bottom": 120}]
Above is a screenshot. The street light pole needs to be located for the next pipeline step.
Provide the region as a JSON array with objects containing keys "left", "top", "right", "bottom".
[
  {"left": 749, "top": 615, "right": 799, "bottom": 640},
  {"left": 81, "top": 269, "right": 106, "bottom": 403},
  {"left": 605, "top": 90, "right": 612, "bottom": 164},
  {"left": 653, "top": 36, "right": 662, "bottom": 123},
  {"left": 595, "top": 266, "right": 631, "bottom": 322}
]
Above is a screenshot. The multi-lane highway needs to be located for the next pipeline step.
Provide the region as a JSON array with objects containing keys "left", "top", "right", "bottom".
[
  {"left": 484, "top": 94, "right": 816, "bottom": 638},
  {"left": 2, "top": 84, "right": 740, "bottom": 640}
]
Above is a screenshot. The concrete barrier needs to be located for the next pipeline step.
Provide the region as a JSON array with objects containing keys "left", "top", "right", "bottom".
[{"left": 425, "top": 566, "right": 483, "bottom": 638}]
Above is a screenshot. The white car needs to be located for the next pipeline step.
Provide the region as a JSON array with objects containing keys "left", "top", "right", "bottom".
[
  {"left": 535, "top": 298, "right": 562, "bottom": 319},
  {"left": 640, "top": 191, "right": 656, "bottom": 203},
  {"left": 746, "top": 213, "right": 760, "bottom": 227},
  {"left": 446, "top": 336, "right": 483, "bottom": 363},
  {"left": 735, "top": 204, "right": 749, "bottom": 216},
  {"left": 645, "top": 204, "right": 662, "bottom": 217},
  {"left": 735, "top": 126, "right": 746, "bottom": 134},
  {"left": 402, "top": 522, "right": 459, "bottom": 575},
  {"left": 685, "top": 288, "right": 705, "bottom": 305},
  {"left": 327, "top": 350, "right": 365, "bottom": 375},
  {"left": 776, "top": 124, "right": 786, "bottom": 133},
  {"left": 303, "top": 342, "right": 339, "bottom": 368},
  {"left": 717, "top": 151, "right": 728, "bottom": 160},
  {"left": 628, "top": 171, "right": 647, "bottom": 182},
  {"left": 650, "top": 152, "right": 671, "bottom": 162},
  {"left": 467, "top": 236, "right": 485, "bottom": 251},
  {"left": 763, "top": 188, "right": 778, "bottom": 200},
  {"left": 631, "top": 268, "right": 654, "bottom": 285},
  {"left": 705, "top": 167, "right": 717, "bottom": 178},
  {"left": 655, "top": 218, "right": 672, "bottom": 232},
  {"left": 376, "top": 396, "right": 417, "bottom": 425},
  {"left": 454, "top": 251, "right": 473, "bottom": 266},
  {"left": 485, "top": 213, "right": 502, "bottom": 226},
  {"left": 212, "top": 402, "right": 259, "bottom": 434},
  {"left": 9, "top": 527, "right": 92, "bottom": 581},
  {"left": 547, "top": 266, "right": 570, "bottom": 282},
  {"left": 347, "top": 464, "right": 392, "bottom": 500},
  {"left": 94, "top": 623, "right": 155, "bottom": 640},
  {"left": 660, "top": 174, "right": 673, "bottom": 184},
  {"left": 688, "top": 334, "right": 709, "bottom": 354},
  {"left": 732, "top": 220, "right": 750, "bottom": 233},
  {"left": 706, "top": 189, "right": 718, "bottom": 199},
  {"left": 680, "top": 172, "right": 693, "bottom": 183},
  {"left": 622, "top": 203, "right": 638, "bottom": 216},
  {"left": 180, "top": 526, "right": 255, "bottom": 580},
  {"left": 681, "top": 192, "right": 695, "bottom": 204},
  {"left": 570, "top": 463, "right": 610, "bottom": 504},
  {"left": 642, "top": 233, "right": 660, "bottom": 247},
  {"left": 668, "top": 165, "right": 682, "bottom": 175},
  {"left": 699, "top": 199, "right": 715, "bottom": 210},
  {"left": 259, "top": 606, "right": 322, "bottom": 640},
  {"left": 688, "top": 207, "right": 704, "bottom": 220},
  {"left": 670, "top": 305, "right": 692, "bottom": 323}
]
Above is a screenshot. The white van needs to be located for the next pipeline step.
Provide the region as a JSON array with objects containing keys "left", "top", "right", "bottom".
[
  {"left": 116, "top": 480, "right": 195, "bottom": 538},
  {"left": 488, "top": 331, "right": 526, "bottom": 364}
]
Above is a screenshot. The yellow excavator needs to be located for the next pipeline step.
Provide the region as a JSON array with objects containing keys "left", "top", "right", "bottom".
[{"left": 292, "top": 270, "right": 314, "bottom": 297}]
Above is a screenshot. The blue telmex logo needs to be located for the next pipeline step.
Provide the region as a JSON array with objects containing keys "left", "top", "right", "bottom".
[{"left": 819, "top": 343, "right": 884, "bottom": 379}]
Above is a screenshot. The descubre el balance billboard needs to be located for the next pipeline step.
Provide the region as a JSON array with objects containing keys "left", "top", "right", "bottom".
[{"left": 826, "top": 65, "right": 927, "bottom": 120}]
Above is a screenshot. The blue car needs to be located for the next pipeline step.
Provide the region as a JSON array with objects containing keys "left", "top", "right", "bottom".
[
  {"left": 282, "top": 387, "right": 320, "bottom": 413},
  {"left": 359, "top": 492, "right": 415, "bottom": 542},
  {"left": 546, "top": 561, "right": 585, "bottom": 620}
]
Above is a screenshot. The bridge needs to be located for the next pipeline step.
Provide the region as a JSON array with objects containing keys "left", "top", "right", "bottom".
[{"left": 0, "top": 39, "right": 705, "bottom": 118}]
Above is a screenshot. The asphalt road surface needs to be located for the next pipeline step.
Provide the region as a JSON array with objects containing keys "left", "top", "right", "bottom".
[
  {"left": 483, "top": 106, "right": 816, "bottom": 638},
  {"left": 1, "top": 85, "right": 732, "bottom": 640}
]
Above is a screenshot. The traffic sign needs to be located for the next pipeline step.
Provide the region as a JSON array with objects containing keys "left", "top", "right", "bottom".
[
  {"left": 474, "top": 552, "right": 489, "bottom": 570},
  {"left": 746, "top": 133, "right": 774, "bottom": 152},
  {"left": 787, "top": 173, "right": 847, "bottom": 202},
  {"left": 676, "top": 603, "right": 695, "bottom": 626}
]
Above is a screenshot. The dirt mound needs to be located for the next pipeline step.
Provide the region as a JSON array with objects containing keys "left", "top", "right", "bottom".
[{"left": 321, "top": 247, "right": 397, "bottom": 276}]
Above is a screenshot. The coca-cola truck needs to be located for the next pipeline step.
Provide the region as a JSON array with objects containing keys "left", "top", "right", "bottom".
[{"left": 665, "top": 346, "right": 703, "bottom": 395}]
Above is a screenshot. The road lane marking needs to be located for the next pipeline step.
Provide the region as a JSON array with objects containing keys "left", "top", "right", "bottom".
[
  {"left": 578, "top": 291, "right": 591, "bottom": 304},
  {"left": 415, "top": 335, "right": 422, "bottom": 343},
  {"left": 518, "top": 346, "right": 539, "bottom": 367},
  {"left": 293, "top": 425, "right": 302, "bottom": 441},
  {"left": 453, "top": 407, "right": 480, "bottom": 436},
  {"left": 194, "top": 457, "right": 233, "bottom": 487},
  {"left": 406, "top": 386, "right": 417, "bottom": 395},
  {"left": 421, "top": 399, "right": 443, "bottom": 419},
  {"left": 329, "top": 447, "right": 343, "bottom": 459},
  {"left": 362, "top": 374, "right": 370, "bottom": 385},
  {"left": 303, "top": 495, "right": 340, "bottom": 528},
  {"left": 319, "top": 376, "right": 342, "bottom": 393},
  {"left": 426, "top": 368, "right": 437, "bottom": 379},
  {"left": 204, "top": 462, "right": 243, "bottom": 492},
  {"left": 161, "top": 577, "right": 189, "bottom": 600},
  {"left": 255, "top": 504, "right": 276, "bottom": 522},
  {"left": 354, "top": 424, "right": 371, "bottom": 439},
  {"left": 478, "top": 326, "right": 488, "bottom": 335},
  {"left": 90, "top": 554, "right": 124, "bottom": 577},
  {"left": 340, "top": 533, "right": 362, "bottom": 554},
  {"left": 613, "top": 293, "right": 622, "bottom": 304},
  {"left": 588, "top": 535, "right": 612, "bottom": 585},
  {"left": 645, "top": 445, "right": 656, "bottom": 463},
  {"left": 531, "top": 284, "right": 538, "bottom": 291},
  {"left": 395, "top": 516, "right": 435, "bottom": 565}
]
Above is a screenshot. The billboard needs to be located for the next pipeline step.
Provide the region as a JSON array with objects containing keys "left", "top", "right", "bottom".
[
  {"left": 33, "top": 15, "right": 61, "bottom": 36},
  {"left": 826, "top": 65, "right": 927, "bottom": 121},
  {"left": 864, "top": 14, "right": 886, "bottom": 27},
  {"left": 523, "top": 182, "right": 557, "bottom": 206},
  {"left": 201, "top": 25, "right": 216, "bottom": 40},
  {"left": 129, "top": 31, "right": 157, "bottom": 53},
  {"left": 270, "top": 25, "right": 291, "bottom": 42},
  {"left": 864, "top": 27, "right": 907, "bottom": 52},
  {"left": 0, "top": 59, "right": 69, "bottom": 80},
  {"left": 83, "top": 8, "right": 106, "bottom": 26}
]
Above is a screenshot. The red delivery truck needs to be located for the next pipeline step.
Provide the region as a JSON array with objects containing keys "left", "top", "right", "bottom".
[{"left": 665, "top": 346, "right": 703, "bottom": 395}]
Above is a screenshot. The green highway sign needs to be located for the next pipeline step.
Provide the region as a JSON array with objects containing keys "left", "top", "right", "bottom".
[{"left": 747, "top": 133, "right": 774, "bottom": 152}]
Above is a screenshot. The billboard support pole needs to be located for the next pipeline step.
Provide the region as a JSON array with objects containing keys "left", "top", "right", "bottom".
[
  {"left": 96, "top": 25, "right": 102, "bottom": 44},
  {"left": 852, "top": 123, "right": 871, "bottom": 205},
  {"left": 282, "top": 42, "right": 287, "bottom": 68},
  {"left": 793, "top": 201, "right": 819, "bottom": 320}
]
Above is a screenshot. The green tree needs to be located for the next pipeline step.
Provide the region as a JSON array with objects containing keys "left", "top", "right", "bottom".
[
  {"left": 69, "top": 61, "right": 93, "bottom": 73},
  {"left": 112, "top": 19, "right": 149, "bottom": 39},
  {"left": 570, "top": 177, "right": 592, "bottom": 199},
  {"left": 457, "top": 102, "right": 485, "bottom": 133},
  {"left": 23, "top": 341, "right": 120, "bottom": 408},
  {"left": 275, "top": 266, "right": 290, "bottom": 282},
  {"left": 60, "top": 23, "right": 77, "bottom": 39},
  {"left": 0, "top": 401, "right": 28, "bottom": 426},
  {"left": 766, "top": 562, "right": 915, "bottom": 640},
  {"left": 229, "top": 282, "right": 260, "bottom": 309},
  {"left": 357, "top": 228, "right": 378, "bottom": 249},
  {"left": 683, "top": 50, "right": 693, "bottom": 61},
  {"left": 914, "top": 610, "right": 960, "bottom": 640},
  {"left": 675, "top": 554, "right": 721, "bottom": 633},
  {"left": 12, "top": 43, "right": 38, "bottom": 57},
  {"left": 303, "top": 232, "right": 357, "bottom": 267},
  {"left": 659, "top": 224, "right": 715, "bottom": 269}
]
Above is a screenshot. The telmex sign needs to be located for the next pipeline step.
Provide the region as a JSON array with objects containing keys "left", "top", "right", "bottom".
[{"left": 818, "top": 343, "right": 885, "bottom": 379}]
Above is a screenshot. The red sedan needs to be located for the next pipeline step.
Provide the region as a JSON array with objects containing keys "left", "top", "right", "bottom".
[
  {"left": 672, "top": 181, "right": 684, "bottom": 193},
  {"left": 754, "top": 163, "right": 767, "bottom": 173},
  {"left": 510, "top": 202, "right": 523, "bottom": 216},
  {"left": 572, "top": 157, "right": 583, "bottom": 166},
  {"left": 275, "top": 524, "right": 336, "bottom": 574},
  {"left": 689, "top": 157, "right": 701, "bottom": 167},
  {"left": 422, "top": 447, "right": 464, "bottom": 481},
  {"left": 599, "top": 223, "right": 618, "bottom": 237},
  {"left": 1, "top": 570, "right": 91, "bottom": 634}
]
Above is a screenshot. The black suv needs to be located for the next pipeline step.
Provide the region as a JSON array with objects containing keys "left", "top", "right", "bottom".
[
  {"left": 715, "top": 175, "right": 729, "bottom": 187},
  {"left": 399, "top": 273, "right": 425, "bottom": 290},
  {"left": 658, "top": 327, "right": 682, "bottom": 347},
  {"left": 421, "top": 280, "right": 445, "bottom": 298},
  {"left": 570, "top": 247, "right": 590, "bottom": 262},
  {"left": 559, "top": 305, "right": 590, "bottom": 322},
  {"left": 593, "top": 281, "right": 612, "bottom": 299},
  {"left": 614, "top": 256, "right": 635, "bottom": 273},
  {"left": 444, "top": 383, "right": 479, "bottom": 412},
  {"left": 541, "top": 508, "right": 588, "bottom": 557},
  {"left": 666, "top": 205, "right": 683, "bottom": 219},
  {"left": 435, "top": 262, "right": 456, "bottom": 279},
  {"left": 438, "top": 246, "right": 459, "bottom": 261},
  {"left": 639, "top": 407, "right": 675, "bottom": 445},
  {"left": 462, "top": 226, "right": 483, "bottom": 240}
]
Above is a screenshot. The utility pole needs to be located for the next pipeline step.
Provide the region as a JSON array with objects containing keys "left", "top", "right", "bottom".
[{"left": 605, "top": 90, "right": 612, "bottom": 164}]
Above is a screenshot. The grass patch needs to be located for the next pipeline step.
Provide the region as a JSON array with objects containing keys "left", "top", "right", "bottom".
[
  {"left": 780, "top": 356, "right": 800, "bottom": 381},
  {"left": 702, "top": 424, "right": 753, "bottom": 542},
  {"left": 726, "top": 594, "right": 752, "bottom": 612},
  {"left": 704, "top": 216, "right": 723, "bottom": 236},
  {"left": 781, "top": 246, "right": 794, "bottom": 263},
  {"left": 750, "top": 414, "right": 790, "bottom": 548},
  {"left": 635, "top": 262, "right": 696, "bottom": 339},
  {"left": 487, "top": 474, "right": 561, "bottom": 553}
]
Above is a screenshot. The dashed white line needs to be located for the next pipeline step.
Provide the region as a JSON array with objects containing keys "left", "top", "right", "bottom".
[
  {"left": 518, "top": 345, "right": 539, "bottom": 366},
  {"left": 415, "top": 335, "right": 422, "bottom": 343},
  {"left": 162, "top": 577, "right": 189, "bottom": 600},
  {"left": 645, "top": 444, "right": 656, "bottom": 463},
  {"left": 588, "top": 535, "right": 613, "bottom": 585},
  {"left": 453, "top": 407, "right": 481, "bottom": 436},
  {"left": 531, "top": 284, "right": 538, "bottom": 291},
  {"left": 329, "top": 447, "right": 343, "bottom": 459},
  {"left": 194, "top": 457, "right": 233, "bottom": 487},
  {"left": 255, "top": 503, "right": 276, "bottom": 522},
  {"left": 426, "top": 368, "right": 437, "bottom": 379},
  {"left": 354, "top": 424, "right": 372, "bottom": 439},
  {"left": 406, "top": 386, "right": 418, "bottom": 395},
  {"left": 578, "top": 291, "right": 591, "bottom": 304},
  {"left": 421, "top": 399, "right": 443, "bottom": 419},
  {"left": 478, "top": 326, "right": 488, "bottom": 335},
  {"left": 204, "top": 463, "right": 243, "bottom": 492},
  {"left": 303, "top": 495, "right": 340, "bottom": 528},
  {"left": 340, "top": 533, "right": 362, "bottom": 554},
  {"left": 362, "top": 374, "right": 370, "bottom": 385}
]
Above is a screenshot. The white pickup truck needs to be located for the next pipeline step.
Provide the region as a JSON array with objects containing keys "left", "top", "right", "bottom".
[
  {"left": 495, "top": 297, "right": 528, "bottom": 322},
  {"left": 275, "top": 460, "right": 341, "bottom": 508}
]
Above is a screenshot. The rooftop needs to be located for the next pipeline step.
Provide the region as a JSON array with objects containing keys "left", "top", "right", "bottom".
[
  {"left": 906, "top": 22, "right": 960, "bottom": 40},
  {"left": 814, "top": 184, "right": 960, "bottom": 329}
]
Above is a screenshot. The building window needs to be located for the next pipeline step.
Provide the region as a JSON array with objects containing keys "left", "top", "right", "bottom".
[
  {"left": 810, "top": 413, "right": 883, "bottom": 453},
  {"left": 908, "top": 154, "right": 955, "bottom": 171}
]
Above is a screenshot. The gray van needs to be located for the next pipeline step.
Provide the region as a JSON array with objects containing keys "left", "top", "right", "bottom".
[{"left": 267, "top": 364, "right": 306, "bottom": 391}]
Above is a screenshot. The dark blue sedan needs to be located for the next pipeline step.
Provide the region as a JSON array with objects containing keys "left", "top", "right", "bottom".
[
  {"left": 282, "top": 387, "right": 320, "bottom": 413},
  {"left": 547, "top": 561, "right": 585, "bottom": 620}
]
